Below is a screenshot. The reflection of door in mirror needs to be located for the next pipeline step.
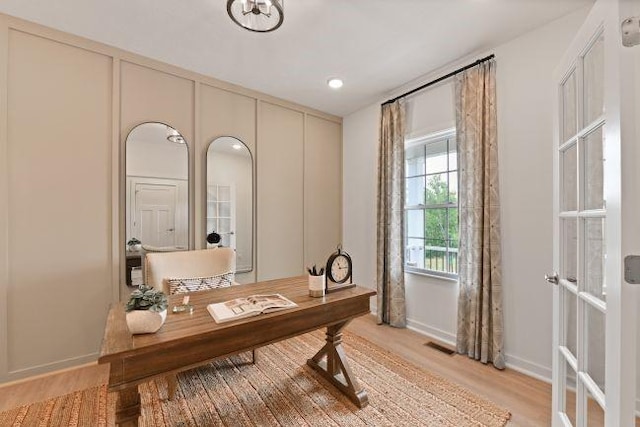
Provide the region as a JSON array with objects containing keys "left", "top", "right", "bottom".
[
  {"left": 133, "top": 182, "right": 177, "bottom": 247},
  {"left": 207, "top": 137, "right": 253, "bottom": 273},
  {"left": 126, "top": 123, "right": 189, "bottom": 252}
]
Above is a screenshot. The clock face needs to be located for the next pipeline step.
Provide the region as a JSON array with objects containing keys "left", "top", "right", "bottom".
[{"left": 330, "top": 254, "right": 351, "bottom": 283}]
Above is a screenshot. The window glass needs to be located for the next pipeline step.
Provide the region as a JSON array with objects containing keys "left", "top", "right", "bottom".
[{"left": 404, "top": 131, "right": 458, "bottom": 277}]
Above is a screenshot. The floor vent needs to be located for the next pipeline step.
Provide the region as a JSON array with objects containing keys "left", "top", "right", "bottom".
[{"left": 425, "top": 341, "right": 455, "bottom": 355}]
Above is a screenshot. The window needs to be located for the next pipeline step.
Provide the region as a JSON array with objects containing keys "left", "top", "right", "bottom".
[{"left": 405, "top": 129, "right": 458, "bottom": 278}]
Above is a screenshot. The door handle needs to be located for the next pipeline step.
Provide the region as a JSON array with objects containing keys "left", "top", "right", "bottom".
[{"left": 545, "top": 272, "right": 559, "bottom": 285}]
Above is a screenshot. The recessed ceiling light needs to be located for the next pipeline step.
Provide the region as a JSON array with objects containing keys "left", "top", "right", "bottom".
[
  {"left": 327, "top": 78, "right": 343, "bottom": 89},
  {"left": 232, "top": 143, "right": 242, "bottom": 150}
]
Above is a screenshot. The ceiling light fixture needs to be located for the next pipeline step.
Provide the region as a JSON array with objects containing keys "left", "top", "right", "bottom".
[
  {"left": 232, "top": 143, "right": 242, "bottom": 150},
  {"left": 166, "top": 126, "right": 185, "bottom": 144},
  {"left": 327, "top": 78, "right": 344, "bottom": 89},
  {"left": 227, "top": 0, "right": 284, "bottom": 33}
]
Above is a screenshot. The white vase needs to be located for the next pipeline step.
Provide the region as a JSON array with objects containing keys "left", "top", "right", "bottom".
[{"left": 126, "top": 309, "right": 167, "bottom": 334}]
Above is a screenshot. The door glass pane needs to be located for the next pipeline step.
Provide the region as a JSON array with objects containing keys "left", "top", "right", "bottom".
[
  {"left": 585, "top": 218, "right": 606, "bottom": 302},
  {"left": 563, "top": 287, "right": 578, "bottom": 357},
  {"left": 585, "top": 386, "right": 605, "bottom": 427},
  {"left": 218, "top": 186, "right": 231, "bottom": 202},
  {"left": 562, "top": 70, "right": 578, "bottom": 141},
  {"left": 564, "top": 359, "right": 577, "bottom": 426},
  {"left": 563, "top": 218, "right": 578, "bottom": 283},
  {"left": 406, "top": 238, "right": 425, "bottom": 269},
  {"left": 208, "top": 189, "right": 218, "bottom": 202},
  {"left": 406, "top": 176, "right": 425, "bottom": 206},
  {"left": 584, "top": 127, "right": 604, "bottom": 210},
  {"left": 219, "top": 202, "right": 231, "bottom": 218},
  {"left": 584, "top": 33, "right": 604, "bottom": 126},
  {"left": 562, "top": 144, "right": 578, "bottom": 212},
  {"left": 585, "top": 302, "right": 606, "bottom": 392},
  {"left": 218, "top": 218, "right": 230, "bottom": 234}
]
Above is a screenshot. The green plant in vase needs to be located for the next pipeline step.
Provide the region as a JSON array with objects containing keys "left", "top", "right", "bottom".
[
  {"left": 127, "top": 237, "right": 142, "bottom": 252},
  {"left": 126, "top": 284, "right": 168, "bottom": 312},
  {"left": 125, "top": 284, "right": 168, "bottom": 334}
]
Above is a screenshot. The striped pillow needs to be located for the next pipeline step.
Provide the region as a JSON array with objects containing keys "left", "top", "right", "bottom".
[{"left": 166, "top": 272, "right": 235, "bottom": 295}]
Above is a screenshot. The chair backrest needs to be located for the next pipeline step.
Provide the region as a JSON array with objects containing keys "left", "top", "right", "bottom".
[{"left": 144, "top": 247, "right": 236, "bottom": 294}]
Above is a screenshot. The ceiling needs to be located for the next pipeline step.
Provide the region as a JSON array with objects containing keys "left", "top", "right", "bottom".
[{"left": 0, "top": 0, "right": 593, "bottom": 117}]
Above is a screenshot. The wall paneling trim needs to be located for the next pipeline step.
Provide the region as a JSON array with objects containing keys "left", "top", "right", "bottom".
[{"left": 0, "top": 13, "right": 341, "bottom": 383}]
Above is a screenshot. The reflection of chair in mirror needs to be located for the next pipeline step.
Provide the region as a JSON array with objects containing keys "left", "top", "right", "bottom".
[{"left": 144, "top": 247, "right": 254, "bottom": 400}]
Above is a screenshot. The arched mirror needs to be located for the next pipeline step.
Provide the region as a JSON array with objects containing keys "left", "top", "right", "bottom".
[
  {"left": 125, "top": 122, "right": 189, "bottom": 256},
  {"left": 206, "top": 137, "right": 253, "bottom": 273}
]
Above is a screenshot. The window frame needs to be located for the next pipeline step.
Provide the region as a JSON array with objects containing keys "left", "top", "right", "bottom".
[{"left": 404, "top": 128, "right": 459, "bottom": 280}]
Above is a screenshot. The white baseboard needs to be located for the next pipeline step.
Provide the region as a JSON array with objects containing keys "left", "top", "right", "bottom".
[
  {"left": 503, "top": 354, "right": 552, "bottom": 383},
  {"left": 403, "top": 315, "right": 553, "bottom": 384},
  {"left": 406, "top": 318, "right": 456, "bottom": 347},
  {"left": 362, "top": 305, "right": 637, "bottom": 413},
  {"left": 2, "top": 352, "right": 98, "bottom": 384}
]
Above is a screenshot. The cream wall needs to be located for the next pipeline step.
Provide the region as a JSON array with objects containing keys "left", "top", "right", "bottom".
[
  {"left": 343, "top": 8, "right": 590, "bottom": 381},
  {"left": 0, "top": 13, "right": 342, "bottom": 382}
]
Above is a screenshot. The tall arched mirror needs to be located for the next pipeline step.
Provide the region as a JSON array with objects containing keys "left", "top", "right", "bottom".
[
  {"left": 125, "top": 122, "right": 189, "bottom": 256},
  {"left": 206, "top": 137, "right": 253, "bottom": 273}
]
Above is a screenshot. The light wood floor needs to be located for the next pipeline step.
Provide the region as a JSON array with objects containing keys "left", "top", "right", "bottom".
[
  {"left": 0, "top": 314, "right": 636, "bottom": 426},
  {"left": 350, "top": 316, "right": 551, "bottom": 426}
]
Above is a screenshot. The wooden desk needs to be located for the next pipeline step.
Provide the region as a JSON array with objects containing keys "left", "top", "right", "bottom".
[{"left": 99, "top": 276, "right": 376, "bottom": 426}]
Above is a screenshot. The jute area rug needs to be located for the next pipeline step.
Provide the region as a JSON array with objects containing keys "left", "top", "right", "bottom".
[{"left": 0, "top": 331, "right": 511, "bottom": 427}]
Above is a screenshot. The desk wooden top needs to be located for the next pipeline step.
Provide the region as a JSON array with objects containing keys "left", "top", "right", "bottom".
[{"left": 99, "top": 276, "right": 375, "bottom": 365}]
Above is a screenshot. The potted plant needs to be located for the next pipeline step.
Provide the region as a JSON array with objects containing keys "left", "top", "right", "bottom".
[
  {"left": 127, "top": 237, "right": 142, "bottom": 252},
  {"left": 125, "top": 284, "right": 168, "bottom": 334}
]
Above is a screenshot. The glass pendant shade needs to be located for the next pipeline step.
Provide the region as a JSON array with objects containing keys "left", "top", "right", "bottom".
[
  {"left": 227, "top": 0, "right": 284, "bottom": 33},
  {"left": 166, "top": 126, "right": 185, "bottom": 144}
]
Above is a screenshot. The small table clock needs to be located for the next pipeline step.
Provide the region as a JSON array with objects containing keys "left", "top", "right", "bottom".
[{"left": 325, "top": 245, "right": 355, "bottom": 293}]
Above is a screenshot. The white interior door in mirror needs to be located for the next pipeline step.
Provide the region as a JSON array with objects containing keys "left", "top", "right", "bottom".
[{"left": 132, "top": 182, "right": 178, "bottom": 248}]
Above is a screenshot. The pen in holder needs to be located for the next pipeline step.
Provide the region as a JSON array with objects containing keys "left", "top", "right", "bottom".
[{"left": 307, "top": 265, "right": 325, "bottom": 298}]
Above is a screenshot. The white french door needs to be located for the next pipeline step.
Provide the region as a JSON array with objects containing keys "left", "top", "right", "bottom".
[
  {"left": 551, "top": 1, "right": 638, "bottom": 426},
  {"left": 206, "top": 184, "right": 237, "bottom": 250}
]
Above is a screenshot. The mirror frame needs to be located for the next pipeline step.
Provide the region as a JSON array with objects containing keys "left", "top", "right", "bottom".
[{"left": 205, "top": 136, "right": 254, "bottom": 274}]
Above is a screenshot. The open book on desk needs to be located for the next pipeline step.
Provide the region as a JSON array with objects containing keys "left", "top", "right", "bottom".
[{"left": 207, "top": 294, "right": 298, "bottom": 324}]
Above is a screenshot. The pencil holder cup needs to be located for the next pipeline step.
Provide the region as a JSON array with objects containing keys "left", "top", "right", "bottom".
[{"left": 308, "top": 273, "right": 325, "bottom": 297}]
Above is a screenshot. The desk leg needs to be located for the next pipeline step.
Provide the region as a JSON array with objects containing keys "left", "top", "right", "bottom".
[
  {"left": 307, "top": 321, "right": 369, "bottom": 408},
  {"left": 115, "top": 385, "right": 140, "bottom": 427}
]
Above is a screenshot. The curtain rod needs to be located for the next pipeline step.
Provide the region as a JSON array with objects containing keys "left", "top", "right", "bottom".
[{"left": 381, "top": 54, "right": 495, "bottom": 107}]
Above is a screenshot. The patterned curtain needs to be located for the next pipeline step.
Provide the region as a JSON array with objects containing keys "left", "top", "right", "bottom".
[
  {"left": 376, "top": 100, "right": 406, "bottom": 327},
  {"left": 454, "top": 59, "right": 505, "bottom": 369}
]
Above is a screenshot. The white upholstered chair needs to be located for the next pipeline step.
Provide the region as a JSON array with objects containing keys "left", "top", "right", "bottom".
[
  {"left": 144, "top": 247, "right": 237, "bottom": 295},
  {"left": 144, "top": 247, "right": 253, "bottom": 400}
]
